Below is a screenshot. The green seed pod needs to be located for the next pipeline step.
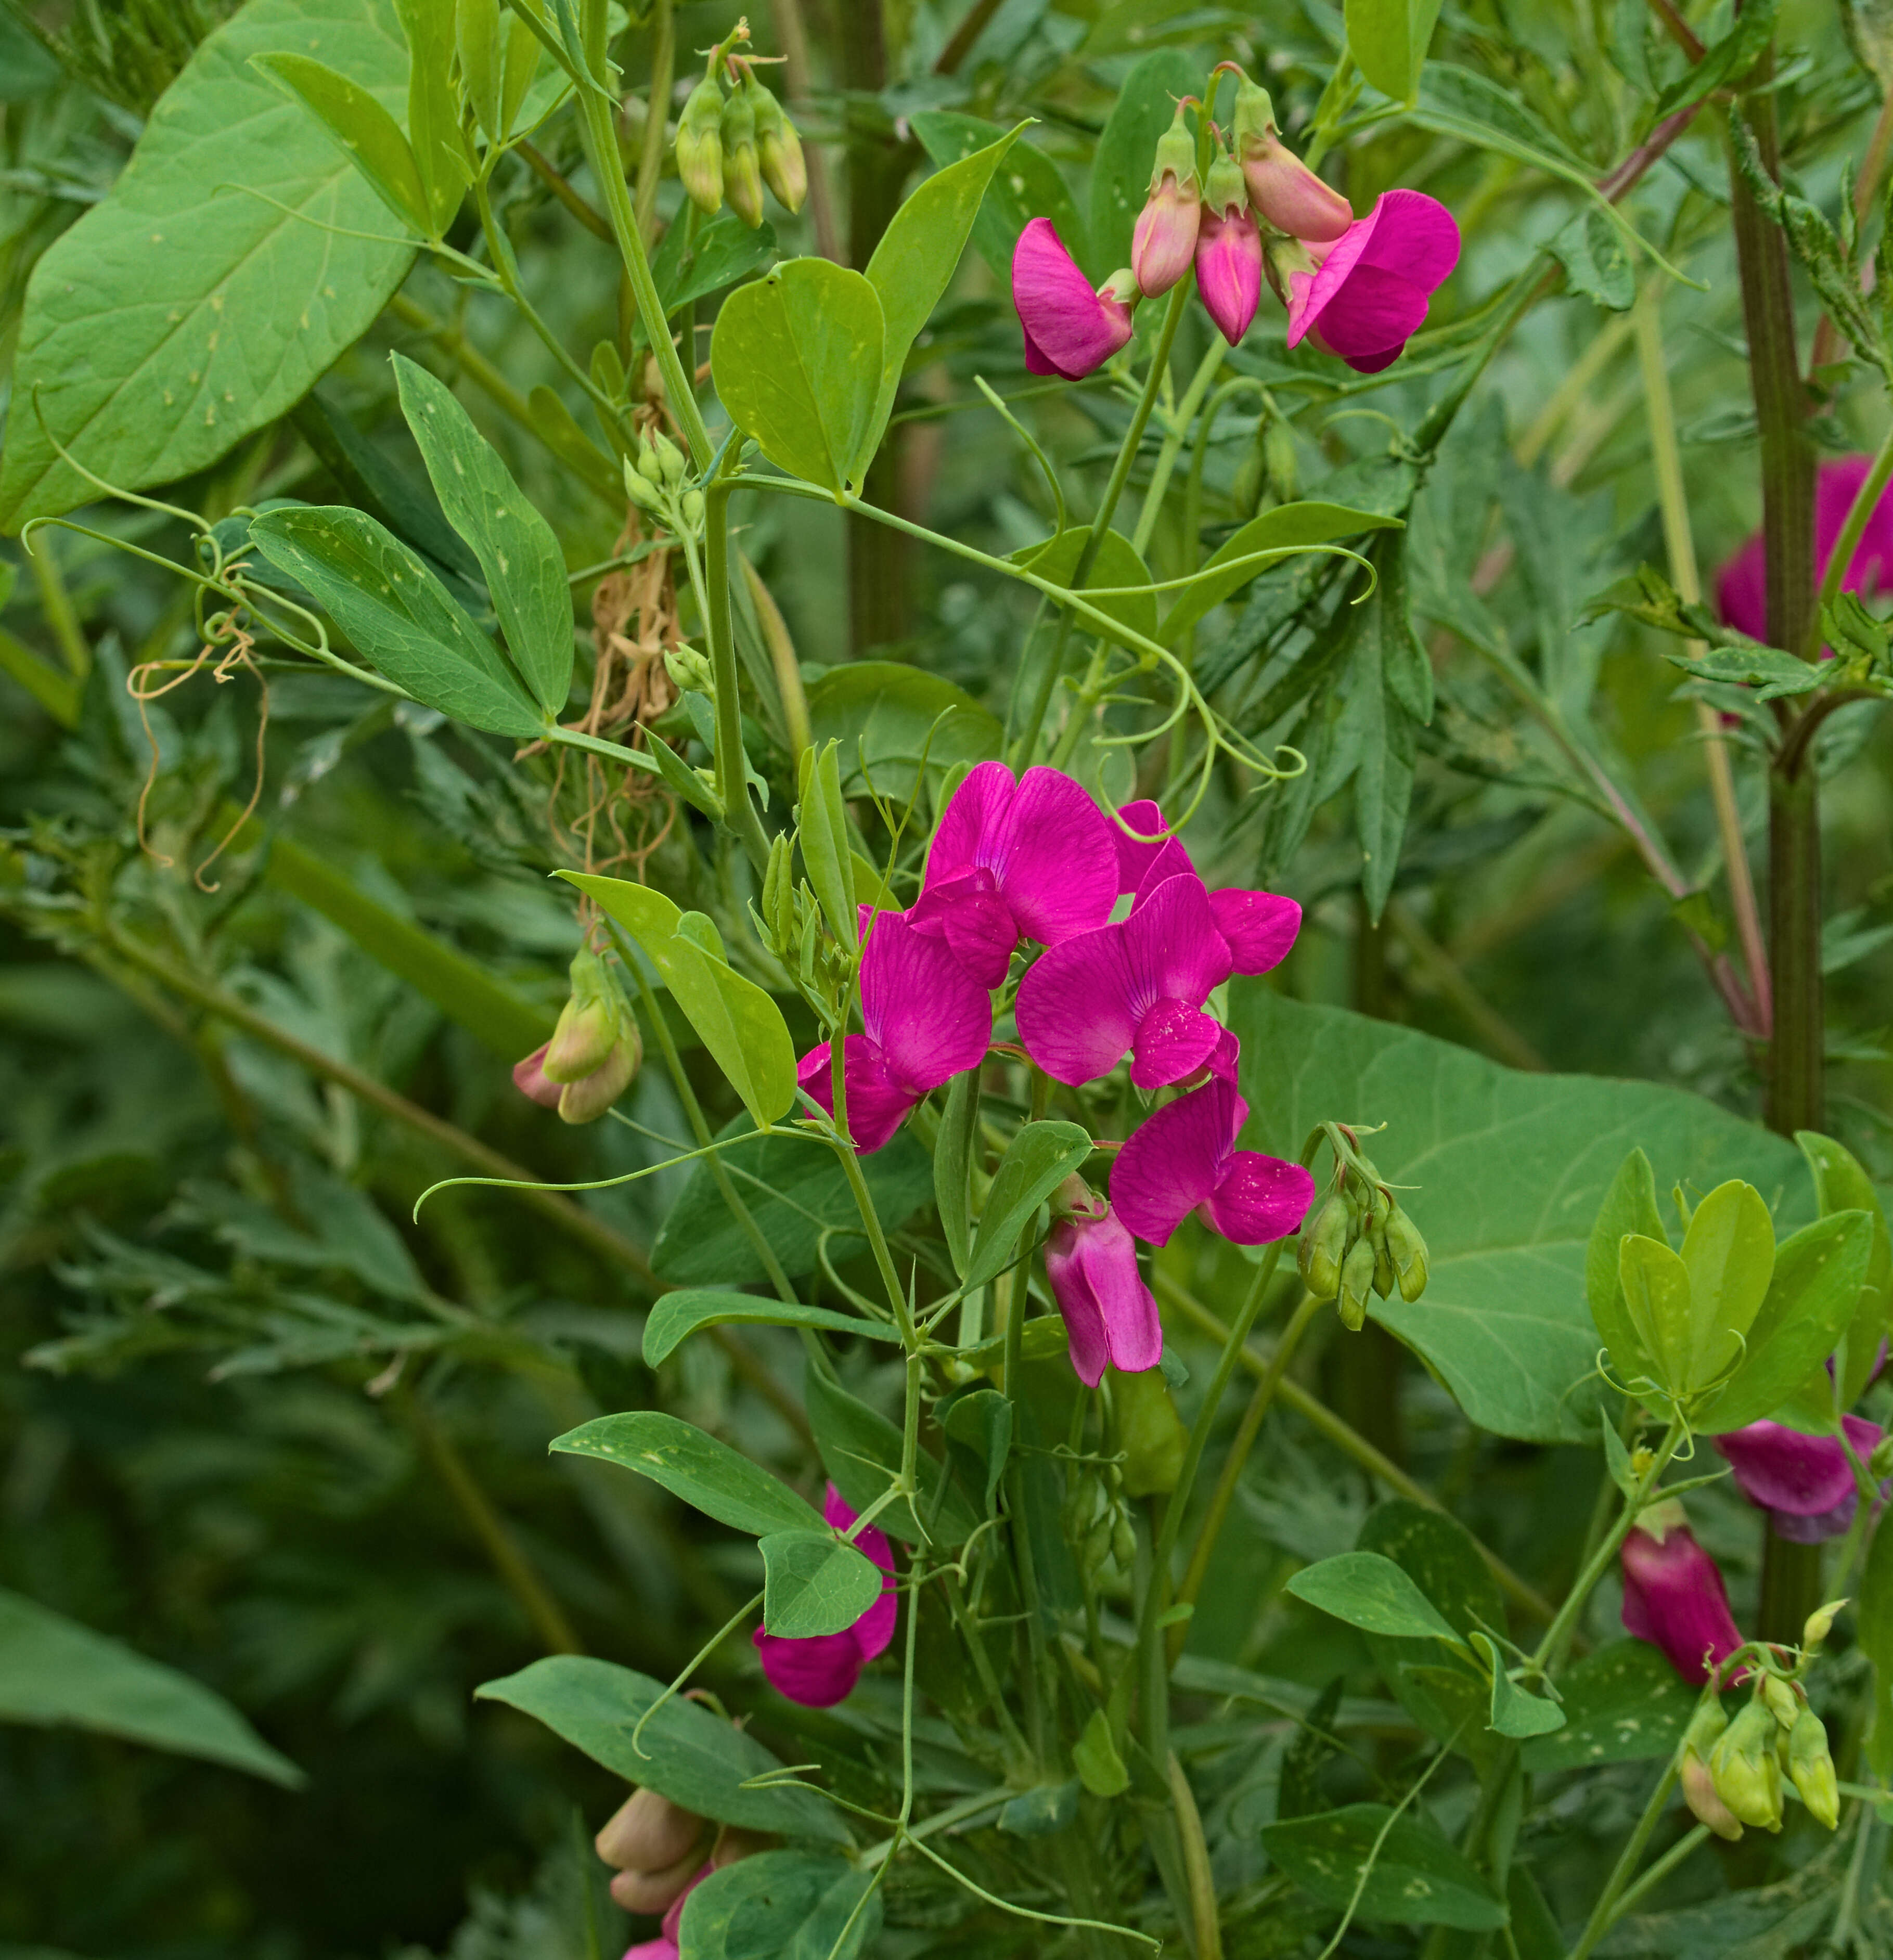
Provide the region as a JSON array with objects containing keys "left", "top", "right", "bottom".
[
  {"left": 1385, "top": 1204, "right": 1430, "bottom": 1303},
  {"left": 743, "top": 71, "right": 806, "bottom": 213},
  {"left": 1298, "top": 1191, "right": 1350, "bottom": 1299},
  {"left": 675, "top": 75, "right": 726, "bottom": 214},
  {"left": 719, "top": 84, "right": 764, "bottom": 229},
  {"left": 1709, "top": 1698, "right": 1784, "bottom": 1832},
  {"left": 1787, "top": 1708, "right": 1839, "bottom": 1830},
  {"left": 1368, "top": 1188, "right": 1395, "bottom": 1299},
  {"left": 1338, "top": 1234, "right": 1376, "bottom": 1333}
]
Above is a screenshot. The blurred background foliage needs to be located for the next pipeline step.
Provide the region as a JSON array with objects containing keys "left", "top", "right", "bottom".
[{"left": 0, "top": 0, "right": 1889, "bottom": 1956}]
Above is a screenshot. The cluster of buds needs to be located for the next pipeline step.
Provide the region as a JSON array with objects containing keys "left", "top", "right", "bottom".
[
  {"left": 756, "top": 829, "right": 850, "bottom": 1000},
  {"left": 621, "top": 426, "right": 705, "bottom": 538},
  {"left": 1296, "top": 1127, "right": 1428, "bottom": 1330},
  {"left": 1061, "top": 1446, "right": 1138, "bottom": 1594},
  {"left": 674, "top": 21, "right": 805, "bottom": 227},
  {"left": 512, "top": 946, "right": 641, "bottom": 1124},
  {"left": 594, "top": 1788, "right": 767, "bottom": 1958}
]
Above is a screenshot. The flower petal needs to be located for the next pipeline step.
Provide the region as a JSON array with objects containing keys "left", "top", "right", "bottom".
[
  {"left": 991, "top": 766, "right": 1123, "bottom": 944},
  {"left": 1015, "top": 917, "right": 1142, "bottom": 1086},
  {"left": 859, "top": 910, "right": 993, "bottom": 1098},
  {"left": 1013, "top": 216, "right": 1135, "bottom": 378},
  {"left": 823, "top": 1484, "right": 897, "bottom": 1659},
  {"left": 1714, "top": 1414, "right": 1881, "bottom": 1519},
  {"left": 1123, "top": 872, "right": 1234, "bottom": 1007},
  {"left": 1209, "top": 888, "right": 1302, "bottom": 974},
  {"left": 1195, "top": 207, "right": 1263, "bottom": 345},
  {"left": 1303, "top": 264, "right": 1431, "bottom": 359},
  {"left": 1113, "top": 797, "right": 1196, "bottom": 900},
  {"left": 1130, "top": 999, "right": 1226, "bottom": 1090},
  {"left": 906, "top": 869, "right": 1017, "bottom": 988},
  {"left": 797, "top": 1036, "right": 920, "bottom": 1154},
  {"left": 1111, "top": 1079, "right": 1234, "bottom": 1247},
  {"left": 752, "top": 1625, "right": 869, "bottom": 1707},
  {"left": 1047, "top": 1210, "right": 1161, "bottom": 1384},
  {"left": 1619, "top": 1521, "right": 1745, "bottom": 1685},
  {"left": 512, "top": 1041, "right": 564, "bottom": 1110},
  {"left": 1352, "top": 188, "right": 1462, "bottom": 291},
  {"left": 1201, "top": 1151, "right": 1316, "bottom": 1245}
]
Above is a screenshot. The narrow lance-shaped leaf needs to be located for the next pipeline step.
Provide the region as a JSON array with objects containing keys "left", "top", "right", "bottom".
[
  {"left": 796, "top": 740, "right": 857, "bottom": 951},
  {"left": 551, "top": 1411, "right": 820, "bottom": 1538},
  {"left": 251, "top": 51, "right": 430, "bottom": 234},
  {"left": 393, "top": 0, "right": 468, "bottom": 230},
  {"left": 965, "top": 1120, "right": 1094, "bottom": 1292},
  {"left": 642, "top": 1290, "right": 899, "bottom": 1368},
  {"left": 1586, "top": 1147, "right": 1666, "bottom": 1391}
]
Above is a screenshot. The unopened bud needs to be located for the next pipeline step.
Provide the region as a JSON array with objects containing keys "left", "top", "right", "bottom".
[
  {"left": 544, "top": 950, "right": 622, "bottom": 1082},
  {"left": 1338, "top": 1234, "right": 1376, "bottom": 1333},
  {"left": 1385, "top": 1204, "right": 1429, "bottom": 1303},
  {"left": 557, "top": 1023, "right": 640, "bottom": 1124},
  {"left": 743, "top": 72, "right": 806, "bottom": 213},
  {"left": 676, "top": 76, "right": 725, "bottom": 213},
  {"left": 1229, "top": 73, "right": 1352, "bottom": 244},
  {"left": 1680, "top": 1746, "right": 1744, "bottom": 1841},
  {"left": 719, "top": 84, "right": 764, "bottom": 229},
  {"left": 596, "top": 1788, "right": 705, "bottom": 1875},
  {"left": 1787, "top": 1708, "right": 1839, "bottom": 1829},
  {"left": 622, "top": 457, "right": 663, "bottom": 512},
  {"left": 680, "top": 487, "right": 706, "bottom": 529},
  {"left": 1112, "top": 1513, "right": 1136, "bottom": 1570},
  {"left": 1131, "top": 103, "right": 1201, "bottom": 296},
  {"left": 664, "top": 642, "right": 714, "bottom": 693},
  {"left": 1297, "top": 1191, "right": 1350, "bottom": 1299},
  {"left": 763, "top": 832, "right": 795, "bottom": 952},
  {"left": 1263, "top": 417, "right": 1298, "bottom": 504},
  {"left": 650, "top": 430, "right": 686, "bottom": 485},
  {"left": 1709, "top": 1698, "right": 1784, "bottom": 1832},
  {"left": 1051, "top": 1174, "right": 1103, "bottom": 1223},
  {"left": 1762, "top": 1674, "right": 1800, "bottom": 1730},
  {"left": 1368, "top": 1188, "right": 1395, "bottom": 1299},
  {"left": 1803, "top": 1598, "right": 1847, "bottom": 1652}
]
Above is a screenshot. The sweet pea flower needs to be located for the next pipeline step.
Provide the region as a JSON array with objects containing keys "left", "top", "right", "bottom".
[
  {"left": 1113, "top": 799, "right": 1302, "bottom": 974},
  {"left": 1016, "top": 872, "right": 1233, "bottom": 1089},
  {"left": 1132, "top": 102, "right": 1202, "bottom": 297},
  {"left": 1714, "top": 1415, "right": 1884, "bottom": 1543},
  {"left": 620, "top": 1831, "right": 769, "bottom": 1960},
  {"left": 1227, "top": 69, "right": 1352, "bottom": 244},
  {"left": 596, "top": 1788, "right": 704, "bottom": 1916},
  {"left": 1195, "top": 154, "right": 1262, "bottom": 345},
  {"left": 753, "top": 1485, "right": 896, "bottom": 1707},
  {"left": 1112, "top": 1076, "right": 1315, "bottom": 1248},
  {"left": 1013, "top": 218, "right": 1137, "bottom": 380},
  {"left": 1619, "top": 1501, "right": 1745, "bottom": 1686},
  {"left": 1280, "top": 189, "right": 1461, "bottom": 375},
  {"left": 798, "top": 910, "right": 991, "bottom": 1152},
  {"left": 910, "top": 760, "right": 1122, "bottom": 986},
  {"left": 1045, "top": 1179, "right": 1163, "bottom": 1386},
  {"left": 1717, "top": 454, "right": 1893, "bottom": 644}
]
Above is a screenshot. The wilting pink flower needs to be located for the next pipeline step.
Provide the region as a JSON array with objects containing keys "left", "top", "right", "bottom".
[
  {"left": 1016, "top": 872, "right": 1233, "bottom": 1089},
  {"left": 1132, "top": 106, "right": 1202, "bottom": 297},
  {"left": 1718, "top": 454, "right": 1893, "bottom": 644},
  {"left": 1195, "top": 156, "right": 1262, "bottom": 345},
  {"left": 1114, "top": 799, "right": 1302, "bottom": 973},
  {"left": 1282, "top": 189, "right": 1461, "bottom": 375},
  {"left": 1045, "top": 1187, "right": 1163, "bottom": 1386},
  {"left": 910, "top": 761, "right": 1122, "bottom": 986},
  {"left": 1112, "top": 1076, "right": 1315, "bottom": 1248},
  {"left": 1620, "top": 1505, "right": 1745, "bottom": 1685},
  {"left": 1714, "top": 1414, "right": 1884, "bottom": 1544},
  {"left": 753, "top": 1485, "right": 896, "bottom": 1707},
  {"left": 1013, "top": 218, "right": 1137, "bottom": 379},
  {"left": 799, "top": 910, "right": 991, "bottom": 1152}
]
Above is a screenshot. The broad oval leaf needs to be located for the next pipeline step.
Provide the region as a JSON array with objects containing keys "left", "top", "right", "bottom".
[
  {"left": 251, "top": 50, "right": 429, "bottom": 231},
  {"left": 1678, "top": 1179, "right": 1774, "bottom": 1385},
  {"left": 1347, "top": 0, "right": 1446, "bottom": 100},
  {"left": 642, "top": 1290, "right": 899, "bottom": 1367},
  {"left": 550, "top": 1410, "right": 819, "bottom": 1538},
  {"left": 1013, "top": 526, "right": 1157, "bottom": 654},
  {"left": 965, "top": 1119, "right": 1095, "bottom": 1293},
  {"left": 475, "top": 1656, "right": 846, "bottom": 1840},
  {"left": 1160, "top": 501, "right": 1403, "bottom": 643},
  {"left": 1619, "top": 1235, "right": 1691, "bottom": 1394},
  {"left": 676, "top": 1850, "right": 881, "bottom": 1960},
  {"left": 710, "top": 258, "right": 885, "bottom": 496},
  {"left": 0, "top": 0, "right": 417, "bottom": 530},
  {"left": 249, "top": 505, "right": 545, "bottom": 735},
  {"left": 1798, "top": 1129, "right": 1893, "bottom": 1405},
  {"left": 393, "top": 352, "right": 573, "bottom": 714},
  {"left": 1520, "top": 1638, "right": 1695, "bottom": 1771},
  {"left": 1087, "top": 49, "right": 1197, "bottom": 278},
  {"left": 805, "top": 661, "right": 1002, "bottom": 795},
  {"left": 1261, "top": 1803, "right": 1508, "bottom": 1930},
  {"left": 562, "top": 872, "right": 797, "bottom": 1129},
  {"left": 758, "top": 1528, "right": 884, "bottom": 1638},
  {"left": 1285, "top": 1552, "right": 1462, "bottom": 1644}
]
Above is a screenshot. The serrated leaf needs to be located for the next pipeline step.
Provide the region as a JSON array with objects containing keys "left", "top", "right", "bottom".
[{"left": 550, "top": 1410, "right": 819, "bottom": 1538}]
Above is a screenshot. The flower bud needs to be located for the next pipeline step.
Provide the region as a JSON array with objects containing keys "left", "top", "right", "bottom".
[
  {"left": 1802, "top": 1597, "right": 1847, "bottom": 1652},
  {"left": 1297, "top": 1191, "right": 1350, "bottom": 1299},
  {"left": 544, "top": 951, "right": 621, "bottom": 1083},
  {"left": 1385, "top": 1205, "right": 1429, "bottom": 1303},
  {"left": 1230, "top": 73, "right": 1352, "bottom": 244},
  {"left": 664, "top": 642, "right": 714, "bottom": 693},
  {"left": 1194, "top": 154, "right": 1263, "bottom": 345},
  {"left": 1338, "top": 1233, "right": 1376, "bottom": 1332},
  {"left": 557, "top": 1022, "right": 640, "bottom": 1124},
  {"left": 676, "top": 75, "right": 725, "bottom": 214},
  {"left": 1681, "top": 1745, "right": 1744, "bottom": 1841},
  {"left": 1131, "top": 104, "right": 1201, "bottom": 296},
  {"left": 680, "top": 487, "right": 706, "bottom": 530},
  {"left": 719, "top": 84, "right": 764, "bottom": 229},
  {"left": 1709, "top": 1698, "right": 1784, "bottom": 1831},
  {"left": 622, "top": 457, "right": 663, "bottom": 513},
  {"left": 1761, "top": 1673, "right": 1800, "bottom": 1730},
  {"left": 636, "top": 442, "right": 665, "bottom": 487},
  {"left": 596, "top": 1788, "right": 706, "bottom": 1877},
  {"left": 1787, "top": 1707, "right": 1839, "bottom": 1829},
  {"left": 1264, "top": 416, "right": 1298, "bottom": 503},
  {"left": 763, "top": 831, "right": 795, "bottom": 953},
  {"left": 650, "top": 430, "right": 687, "bottom": 486},
  {"left": 1115, "top": 1365, "right": 1188, "bottom": 1497},
  {"left": 1367, "top": 1188, "right": 1396, "bottom": 1299},
  {"left": 745, "top": 73, "right": 806, "bottom": 213}
]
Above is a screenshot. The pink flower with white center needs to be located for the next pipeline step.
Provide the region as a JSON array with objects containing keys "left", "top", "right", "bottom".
[
  {"left": 909, "top": 760, "right": 1122, "bottom": 986},
  {"left": 1012, "top": 218, "right": 1137, "bottom": 380},
  {"left": 1195, "top": 155, "right": 1262, "bottom": 345},
  {"left": 1114, "top": 799, "right": 1302, "bottom": 974},
  {"left": 1281, "top": 189, "right": 1461, "bottom": 375},
  {"left": 1619, "top": 1502, "right": 1745, "bottom": 1686},
  {"left": 1718, "top": 454, "right": 1893, "bottom": 644},
  {"left": 1714, "top": 1414, "right": 1885, "bottom": 1544},
  {"left": 797, "top": 910, "right": 991, "bottom": 1153},
  {"left": 752, "top": 1485, "right": 896, "bottom": 1707},
  {"left": 1045, "top": 1183, "right": 1163, "bottom": 1386},
  {"left": 1112, "top": 1076, "right": 1315, "bottom": 1248},
  {"left": 1015, "top": 872, "right": 1234, "bottom": 1090}
]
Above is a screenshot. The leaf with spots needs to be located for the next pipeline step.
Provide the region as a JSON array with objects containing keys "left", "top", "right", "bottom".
[
  {"left": 0, "top": 0, "right": 417, "bottom": 530},
  {"left": 1261, "top": 1803, "right": 1508, "bottom": 1929},
  {"left": 549, "top": 1411, "right": 821, "bottom": 1539}
]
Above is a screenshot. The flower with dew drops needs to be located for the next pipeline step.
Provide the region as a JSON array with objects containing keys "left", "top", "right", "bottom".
[
  {"left": 1044, "top": 1177, "right": 1163, "bottom": 1387},
  {"left": 752, "top": 1485, "right": 896, "bottom": 1707},
  {"left": 1712, "top": 1414, "right": 1884, "bottom": 1543},
  {"left": 1195, "top": 152, "right": 1263, "bottom": 345},
  {"left": 1112, "top": 1076, "right": 1315, "bottom": 1248},
  {"left": 1618, "top": 1500, "right": 1745, "bottom": 1685},
  {"left": 1278, "top": 188, "right": 1461, "bottom": 375},
  {"left": 1012, "top": 218, "right": 1137, "bottom": 380},
  {"left": 1718, "top": 453, "right": 1893, "bottom": 644}
]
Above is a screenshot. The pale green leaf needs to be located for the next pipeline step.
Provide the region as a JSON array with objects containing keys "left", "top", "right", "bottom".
[
  {"left": 1470, "top": 1632, "right": 1564, "bottom": 1737},
  {"left": 1013, "top": 526, "right": 1157, "bottom": 655},
  {"left": 1286, "top": 1552, "right": 1463, "bottom": 1644},
  {"left": 1347, "top": 0, "right": 1446, "bottom": 100},
  {"left": 392, "top": 0, "right": 466, "bottom": 231},
  {"left": 1619, "top": 1234, "right": 1692, "bottom": 1395},
  {"left": 1586, "top": 1148, "right": 1666, "bottom": 1391},
  {"left": 1159, "top": 500, "right": 1401, "bottom": 644},
  {"left": 910, "top": 111, "right": 1081, "bottom": 281},
  {"left": 1678, "top": 1179, "right": 1774, "bottom": 1385},
  {"left": 965, "top": 1119, "right": 1094, "bottom": 1292},
  {"left": 1798, "top": 1129, "right": 1893, "bottom": 1405},
  {"left": 251, "top": 51, "right": 429, "bottom": 231}
]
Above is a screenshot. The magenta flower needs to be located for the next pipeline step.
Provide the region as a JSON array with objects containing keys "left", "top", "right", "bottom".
[
  {"left": 1114, "top": 799, "right": 1302, "bottom": 974},
  {"left": 1714, "top": 1415, "right": 1884, "bottom": 1544},
  {"left": 1282, "top": 189, "right": 1461, "bottom": 375},
  {"left": 1016, "top": 872, "right": 1233, "bottom": 1089},
  {"left": 1131, "top": 105, "right": 1201, "bottom": 297},
  {"left": 1620, "top": 1505, "right": 1745, "bottom": 1686},
  {"left": 1111, "top": 1077, "right": 1315, "bottom": 1248},
  {"left": 911, "top": 761, "right": 1122, "bottom": 987},
  {"left": 1195, "top": 157, "right": 1262, "bottom": 346},
  {"left": 798, "top": 910, "right": 991, "bottom": 1152},
  {"left": 1045, "top": 1187, "right": 1163, "bottom": 1386},
  {"left": 1718, "top": 454, "right": 1893, "bottom": 644},
  {"left": 752, "top": 1485, "right": 896, "bottom": 1707},
  {"left": 1013, "top": 217, "right": 1137, "bottom": 380}
]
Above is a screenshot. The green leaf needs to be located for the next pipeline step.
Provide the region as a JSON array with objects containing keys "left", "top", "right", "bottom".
[
  {"left": 933, "top": 1067, "right": 980, "bottom": 1280},
  {"left": 1664, "top": 646, "right": 1824, "bottom": 701},
  {"left": 864, "top": 122, "right": 1023, "bottom": 449},
  {"left": 0, "top": 1587, "right": 303, "bottom": 1787},
  {"left": 804, "top": 1365, "right": 978, "bottom": 1547},
  {"left": 1346, "top": 0, "right": 1445, "bottom": 100},
  {"left": 1073, "top": 1706, "right": 1129, "bottom": 1798},
  {"left": 1586, "top": 1147, "right": 1666, "bottom": 1391},
  {"left": 647, "top": 212, "right": 778, "bottom": 324},
  {"left": 248, "top": 505, "right": 545, "bottom": 736},
  {"left": 710, "top": 258, "right": 885, "bottom": 496},
  {"left": 651, "top": 1120, "right": 934, "bottom": 1287},
  {"left": 806, "top": 660, "right": 1003, "bottom": 794},
  {"left": 1619, "top": 1235, "right": 1692, "bottom": 1396},
  {"left": 0, "top": 0, "right": 417, "bottom": 530},
  {"left": 1232, "top": 988, "right": 1809, "bottom": 1442},
  {"left": 1357, "top": 1501, "right": 1505, "bottom": 1641},
  {"left": 1160, "top": 501, "right": 1401, "bottom": 644},
  {"left": 1338, "top": 532, "right": 1423, "bottom": 921},
  {"left": 910, "top": 111, "right": 1082, "bottom": 282},
  {"left": 456, "top": 0, "right": 504, "bottom": 139},
  {"left": 1261, "top": 1804, "right": 1508, "bottom": 1929},
  {"left": 526, "top": 383, "right": 622, "bottom": 502},
  {"left": 252, "top": 50, "right": 429, "bottom": 231},
  {"left": 1013, "top": 526, "right": 1157, "bottom": 655},
  {"left": 1549, "top": 207, "right": 1634, "bottom": 312},
  {"left": 642, "top": 1291, "right": 898, "bottom": 1367},
  {"left": 1521, "top": 1639, "right": 1696, "bottom": 1771},
  {"left": 676, "top": 1850, "right": 881, "bottom": 1960},
  {"left": 1286, "top": 1552, "right": 1463, "bottom": 1645},
  {"left": 393, "top": 353, "right": 573, "bottom": 714},
  {"left": 562, "top": 873, "right": 797, "bottom": 1129},
  {"left": 758, "top": 1528, "right": 884, "bottom": 1638},
  {"left": 1469, "top": 1632, "right": 1564, "bottom": 1738},
  {"left": 550, "top": 1410, "right": 819, "bottom": 1538},
  {"left": 1861, "top": 1505, "right": 1893, "bottom": 1780},
  {"left": 1678, "top": 1179, "right": 1775, "bottom": 1386},
  {"left": 392, "top": 0, "right": 467, "bottom": 232},
  {"left": 475, "top": 1656, "right": 847, "bottom": 1841},
  {"left": 796, "top": 740, "right": 858, "bottom": 951},
  {"left": 965, "top": 1120, "right": 1094, "bottom": 1293},
  {"left": 1087, "top": 49, "right": 1197, "bottom": 279},
  {"left": 1797, "top": 1130, "right": 1893, "bottom": 1405},
  {"left": 1652, "top": 0, "right": 1774, "bottom": 118},
  {"left": 1698, "top": 1210, "right": 1874, "bottom": 1433},
  {"left": 942, "top": 1387, "right": 1012, "bottom": 1515}
]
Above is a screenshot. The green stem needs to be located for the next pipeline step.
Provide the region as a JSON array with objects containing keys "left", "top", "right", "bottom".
[
  {"left": 1130, "top": 335, "right": 1228, "bottom": 559},
  {"left": 632, "top": 0, "right": 673, "bottom": 239},
  {"left": 1811, "top": 415, "right": 1893, "bottom": 643},
  {"left": 1167, "top": 1752, "right": 1224, "bottom": 1960},
  {"left": 704, "top": 475, "right": 771, "bottom": 870},
  {"left": 1607, "top": 1822, "right": 1709, "bottom": 1923},
  {"left": 25, "top": 527, "right": 89, "bottom": 680},
  {"left": 1565, "top": 1760, "right": 1682, "bottom": 1960}
]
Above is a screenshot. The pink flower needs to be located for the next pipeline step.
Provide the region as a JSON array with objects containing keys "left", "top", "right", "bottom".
[
  {"left": 1111, "top": 1076, "right": 1315, "bottom": 1248},
  {"left": 623, "top": 1862, "right": 704, "bottom": 1960},
  {"left": 1045, "top": 1188, "right": 1163, "bottom": 1386},
  {"left": 1620, "top": 1506, "right": 1745, "bottom": 1686},
  {"left": 1114, "top": 799, "right": 1302, "bottom": 973},
  {"left": 1132, "top": 106, "right": 1201, "bottom": 296},
  {"left": 1012, "top": 218, "right": 1137, "bottom": 380},
  {"left": 1282, "top": 189, "right": 1461, "bottom": 375},
  {"left": 753, "top": 1485, "right": 896, "bottom": 1707},
  {"left": 798, "top": 910, "right": 991, "bottom": 1152},
  {"left": 1714, "top": 1414, "right": 1884, "bottom": 1544},
  {"left": 1195, "top": 157, "right": 1262, "bottom": 345},
  {"left": 1239, "top": 130, "right": 1352, "bottom": 243},
  {"left": 1016, "top": 872, "right": 1233, "bottom": 1089},
  {"left": 910, "top": 761, "right": 1122, "bottom": 987},
  {"left": 1717, "top": 454, "right": 1893, "bottom": 644},
  {"left": 512, "top": 1042, "right": 564, "bottom": 1110}
]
